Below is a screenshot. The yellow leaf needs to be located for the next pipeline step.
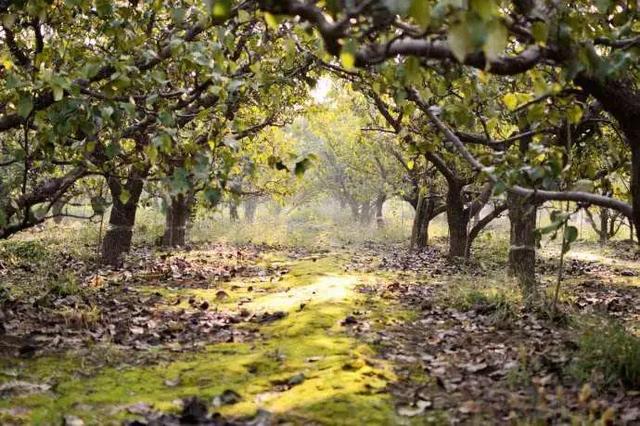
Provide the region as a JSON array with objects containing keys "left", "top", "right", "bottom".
[
  {"left": 579, "top": 383, "right": 592, "bottom": 403},
  {"left": 502, "top": 93, "right": 518, "bottom": 111},
  {"left": 264, "top": 12, "right": 279, "bottom": 29},
  {"left": 340, "top": 51, "right": 355, "bottom": 70},
  {"left": 567, "top": 105, "right": 583, "bottom": 124},
  {"left": 340, "top": 40, "right": 358, "bottom": 70},
  {"left": 1, "top": 54, "right": 13, "bottom": 70}
]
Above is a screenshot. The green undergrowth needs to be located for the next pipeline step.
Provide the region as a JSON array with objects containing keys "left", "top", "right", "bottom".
[
  {"left": 0, "top": 253, "right": 416, "bottom": 425},
  {"left": 436, "top": 274, "right": 520, "bottom": 325},
  {"left": 570, "top": 315, "right": 640, "bottom": 390}
]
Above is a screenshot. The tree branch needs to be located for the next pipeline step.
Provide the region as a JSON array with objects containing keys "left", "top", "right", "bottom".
[{"left": 407, "top": 88, "right": 634, "bottom": 218}]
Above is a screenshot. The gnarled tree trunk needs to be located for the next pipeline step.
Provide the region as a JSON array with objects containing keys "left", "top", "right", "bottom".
[
  {"left": 447, "top": 181, "right": 468, "bottom": 258},
  {"left": 630, "top": 144, "right": 640, "bottom": 242},
  {"left": 359, "top": 201, "right": 372, "bottom": 225},
  {"left": 411, "top": 192, "right": 430, "bottom": 250},
  {"left": 229, "top": 203, "right": 239, "bottom": 222},
  {"left": 374, "top": 194, "right": 385, "bottom": 229},
  {"left": 162, "top": 193, "right": 192, "bottom": 247},
  {"left": 101, "top": 170, "right": 146, "bottom": 267},
  {"left": 507, "top": 193, "right": 537, "bottom": 300},
  {"left": 52, "top": 198, "right": 65, "bottom": 224},
  {"left": 244, "top": 198, "right": 257, "bottom": 223},
  {"left": 599, "top": 208, "right": 610, "bottom": 245},
  {"left": 348, "top": 200, "right": 360, "bottom": 221}
]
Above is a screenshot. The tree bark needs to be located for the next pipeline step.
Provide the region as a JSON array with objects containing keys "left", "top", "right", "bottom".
[
  {"left": 359, "top": 201, "right": 372, "bottom": 225},
  {"left": 348, "top": 200, "right": 359, "bottom": 221},
  {"left": 631, "top": 144, "right": 640, "bottom": 242},
  {"left": 162, "top": 193, "right": 192, "bottom": 247},
  {"left": 599, "top": 208, "right": 609, "bottom": 245},
  {"left": 507, "top": 193, "right": 537, "bottom": 300},
  {"left": 229, "top": 203, "right": 239, "bottom": 222},
  {"left": 447, "top": 181, "right": 468, "bottom": 258},
  {"left": 101, "top": 170, "right": 146, "bottom": 266},
  {"left": 52, "top": 199, "right": 65, "bottom": 224},
  {"left": 411, "top": 192, "right": 430, "bottom": 250},
  {"left": 244, "top": 198, "right": 257, "bottom": 223},
  {"left": 375, "top": 194, "right": 385, "bottom": 228}
]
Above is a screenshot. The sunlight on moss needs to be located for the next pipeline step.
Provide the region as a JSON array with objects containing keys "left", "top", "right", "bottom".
[{"left": 0, "top": 255, "right": 407, "bottom": 425}]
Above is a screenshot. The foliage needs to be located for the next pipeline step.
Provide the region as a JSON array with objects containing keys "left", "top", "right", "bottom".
[{"left": 572, "top": 316, "right": 640, "bottom": 390}]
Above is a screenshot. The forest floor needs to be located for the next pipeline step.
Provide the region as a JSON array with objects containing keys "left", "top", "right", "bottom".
[{"left": 1, "top": 235, "right": 640, "bottom": 425}]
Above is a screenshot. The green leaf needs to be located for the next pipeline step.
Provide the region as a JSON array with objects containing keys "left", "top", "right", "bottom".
[
  {"left": 212, "top": 0, "right": 231, "bottom": 19},
  {"left": 567, "top": 104, "right": 583, "bottom": 124},
  {"left": 406, "top": 159, "right": 415, "bottom": 170},
  {"left": 564, "top": 225, "right": 578, "bottom": 243},
  {"left": 119, "top": 189, "right": 131, "bottom": 205},
  {"left": 53, "top": 86, "right": 64, "bottom": 102},
  {"left": 294, "top": 157, "right": 314, "bottom": 177},
  {"left": 204, "top": 188, "right": 221, "bottom": 205},
  {"left": 170, "top": 167, "right": 191, "bottom": 194},
  {"left": 493, "top": 180, "right": 507, "bottom": 196},
  {"left": 531, "top": 22, "right": 548, "bottom": 44},
  {"left": 404, "top": 57, "right": 422, "bottom": 85},
  {"left": 171, "top": 7, "right": 186, "bottom": 24},
  {"left": 408, "top": 0, "right": 430, "bottom": 29},
  {"left": 17, "top": 95, "right": 33, "bottom": 118},
  {"left": 90, "top": 196, "right": 108, "bottom": 215},
  {"left": 383, "top": 0, "right": 411, "bottom": 14},
  {"left": 2, "top": 14, "right": 16, "bottom": 29},
  {"left": 595, "top": 0, "right": 612, "bottom": 13},
  {"left": 264, "top": 12, "right": 280, "bottom": 29},
  {"left": 158, "top": 110, "right": 175, "bottom": 127},
  {"left": 471, "top": 0, "right": 497, "bottom": 21},
  {"left": 448, "top": 23, "right": 472, "bottom": 63},
  {"left": 483, "top": 21, "right": 507, "bottom": 63},
  {"left": 237, "top": 9, "right": 251, "bottom": 23}
]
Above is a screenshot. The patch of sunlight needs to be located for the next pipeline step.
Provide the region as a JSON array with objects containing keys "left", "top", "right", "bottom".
[
  {"left": 1, "top": 255, "right": 408, "bottom": 425},
  {"left": 246, "top": 274, "right": 358, "bottom": 313}
]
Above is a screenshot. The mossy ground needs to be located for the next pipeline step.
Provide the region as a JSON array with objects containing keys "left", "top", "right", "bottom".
[{"left": 0, "top": 253, "right": 413, "bottom": 425}]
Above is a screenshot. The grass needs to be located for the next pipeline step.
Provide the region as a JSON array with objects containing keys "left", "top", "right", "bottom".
[
  {"left": 189, "top": 199, "right": 414, "bottom": 249},
  {"left": 437, "top": 274, "right": 520, "bottom": 325},
  {"left": 571, "top": 316, "right": 640, "bottom": 390}
]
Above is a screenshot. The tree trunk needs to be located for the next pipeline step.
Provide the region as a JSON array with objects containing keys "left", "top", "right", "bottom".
[
  {"left": 412, "top": 191, "right": 442, "bottom": 250},
  {"left": 349, "top": 200, "right": 359, "bottom": 221},
  {"left": 52, "top": 199, "right": 65, "bottom": 224},
  {"left": 411, "top": 192, "right": 429, "bottom": 249},
  {"left": 244, "top": 198, "right": 257, "bottom": 223},
  {"left": 447, "top": 182, "right": 468, "bottom": 258},
  {"left": 162, "top": 194, "right": 191, "bottom": 247},
  {"left": 631, "top": 144, "right": 640, "bottom": 242},
  {"left": 101, "top": 172, "right": 146, "bottom": 267},
  {"left": 229, "top": 203, "right": 239, "bottom": 222},
  {"left": 359, "top": 201, "right": 372, "bottom": 225},
  {"left": 599, "top": 208, "right": 609, "bottom": 246},
  {"left": 375, "top": 194, "right": 385, "bottom": 229},
  {"left": 507, "top": 193, "right": 537, "bottom": 301}
]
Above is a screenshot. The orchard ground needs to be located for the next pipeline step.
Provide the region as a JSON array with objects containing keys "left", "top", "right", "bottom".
[{"left": 1, "top": 200, "right": 640, "bottom": 425}]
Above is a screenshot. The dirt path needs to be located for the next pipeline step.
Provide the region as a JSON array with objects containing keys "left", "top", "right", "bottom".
[
  {"left": 3, "top": 243, "right": 640, "bottom": 425},
  {"left": 0, "top": 251, "right": 407, "bottom": 425}
]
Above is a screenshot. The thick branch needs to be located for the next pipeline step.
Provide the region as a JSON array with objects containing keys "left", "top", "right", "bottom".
[{"left": 407, "top": 88, "right": 634, "bottom": 217}]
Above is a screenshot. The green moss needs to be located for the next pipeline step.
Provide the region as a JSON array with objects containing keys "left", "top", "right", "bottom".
[{"left": 0, "top": 254, "right": 411, "bottom": 425}]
